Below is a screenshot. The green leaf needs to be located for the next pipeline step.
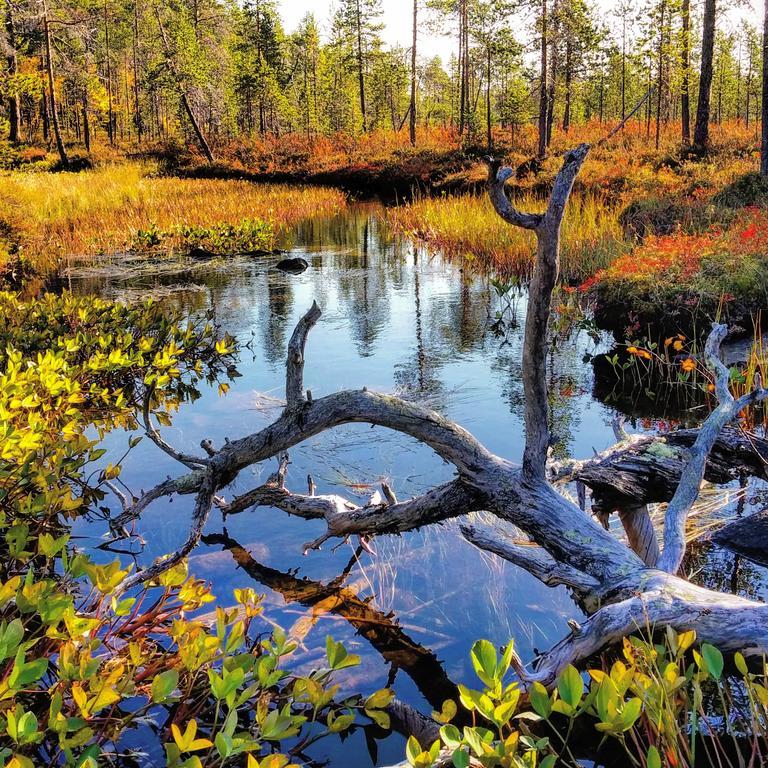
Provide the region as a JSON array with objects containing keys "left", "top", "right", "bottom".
[
  {"left": 440, "top": 724, "right": 462, "bottom": 749},
  {"left": 470, "top": 639, "right": 498, "bottom": 687},
  {"left": 529, "top": 681, "right": 552, "bottom": 718},
  {"left": 646, "top": 745, "right": 661, "bottom": 768},
  {"left": 701, "top": 644, "right": 724, "bottom": 680},
  {"left": 452, "top": 749, "right": 470, "bottom": 768},
  {"left": 151, "top": 669, "right": 179, "bottom": 703},
  {"left": 557, "top": 665, "right": 583, "bottom": 710}
]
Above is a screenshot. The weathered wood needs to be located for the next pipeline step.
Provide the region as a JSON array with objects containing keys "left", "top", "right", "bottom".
[
  {"left": 285, "top": 300, "right": 321, "bottom": 406},
  {"left": 553, "top": 427, "right": 768, "bottom": 514},
  {"left": 658, "top": 325, "right": 768, "bottom": 573},
  {"left": 618, "top": 503, "right": 659, "bottom": 566}
]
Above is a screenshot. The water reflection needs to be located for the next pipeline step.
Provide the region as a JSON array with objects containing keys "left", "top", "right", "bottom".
[{"left": 67, "top": 200, "right": 768, "bottom": 766}]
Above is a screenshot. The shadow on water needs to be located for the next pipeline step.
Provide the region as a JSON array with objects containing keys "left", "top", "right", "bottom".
[{"left": 65, "top": 200, "right": 768, "bottom": 765}]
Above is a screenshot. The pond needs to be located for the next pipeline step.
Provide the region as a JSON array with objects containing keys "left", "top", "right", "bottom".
[{"left": 67, "top": 198, "right": 768, "bottom": 766}]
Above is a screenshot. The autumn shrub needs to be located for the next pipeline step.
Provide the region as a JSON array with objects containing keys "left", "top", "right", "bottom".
[
  {"left": 713, "top": 173, "right": 768, "bottom": 210},
  {"left": 586, "top": 208, "right": 768, "bottom": 336},
  {"left": 0, "top": 292, "right": 391, "bottom": 767}
]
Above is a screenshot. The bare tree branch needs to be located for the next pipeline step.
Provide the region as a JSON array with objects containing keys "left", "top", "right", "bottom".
[
  {"left": 461, "top": 521, "right": 600, "bottom": 596},
  {"left": 219, "top": 478, "right": 483, "bottom": 550},
  {"left": 485, "top": 158, "right": 543, "bottom": 231},
  {"left": 658, "top": 323, "right": 768, "bottom": 573},
  {"left": 286, "top": 300, "right": 321, "bottom": 407}
]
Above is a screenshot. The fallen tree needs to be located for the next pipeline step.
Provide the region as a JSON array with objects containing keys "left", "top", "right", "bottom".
[{"left": 108, "top": 141, "right": 768, "bottom": 697}]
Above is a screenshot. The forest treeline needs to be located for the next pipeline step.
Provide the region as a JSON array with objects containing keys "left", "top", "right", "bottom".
[{"left": 0, "top": 0, "right": 767, "bottom": 168}]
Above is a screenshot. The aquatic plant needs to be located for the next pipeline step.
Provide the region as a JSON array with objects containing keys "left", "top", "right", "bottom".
[
  {"left": 386, "top": 190, "right": 624, "bottom": 282},
  {"left": 132, "top": 219, "right": 276, "bottom": 255}
]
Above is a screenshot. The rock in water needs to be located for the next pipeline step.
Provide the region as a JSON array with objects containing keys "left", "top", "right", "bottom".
[
  {"left": 713, "top": 509, "right": 768, "bottom": 566},
  {"left": 275, "top": 256, "right": 309, "bottom": 274},
  {"left": 187, "top": 246, "right": 218, "bottom": 260}
]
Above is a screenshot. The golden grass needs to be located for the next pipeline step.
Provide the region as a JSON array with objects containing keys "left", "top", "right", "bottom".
[
  {"left": 386, "top": 190, "right": 626, "bottom": 281},
  {"left": 0, "top": 161, "right": 347, "bottom": 272}
]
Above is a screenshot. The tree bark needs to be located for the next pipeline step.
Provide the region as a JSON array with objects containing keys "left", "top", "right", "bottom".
[
  {"left": 681, "top": 0, "right": 690, "bottom": 145},
  {"left": 410, "top": 0, "right": 417, "bottom": 146},
  {"left": 537, "top": 0, "right": 548, "bottom": 158},
  {"left": 693, "top": 0, "right": 716, "bottom": 152}
]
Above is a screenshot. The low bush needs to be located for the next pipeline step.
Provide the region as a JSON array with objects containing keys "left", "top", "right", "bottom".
[{"left": 0, "top": 293, "right": 390, "bottom": 767}]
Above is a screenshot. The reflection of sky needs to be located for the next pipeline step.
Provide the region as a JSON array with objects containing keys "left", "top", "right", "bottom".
[{"left": 69, "top": 205, "right": 768, "bottom": 766}]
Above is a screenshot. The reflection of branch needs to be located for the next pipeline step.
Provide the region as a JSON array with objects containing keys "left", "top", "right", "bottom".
[
  {"left": 202, "top": 530, "right": 461, "bottom": 712},
  {"left": 142, "top": 386, "right": 209, "bottom": 469},
  {"left": 114, "top": 469, "right": 215, "bottom": 595}
]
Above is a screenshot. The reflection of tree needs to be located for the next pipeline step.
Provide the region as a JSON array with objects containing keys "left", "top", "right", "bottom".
[
  {"left": 492, "top": 328, "right": 590, "bottom": 459},
  {"left": 202, "top": 531, "right": 460, "bottom": 712},
  {"left": 392, "top": 252, "right": 445, "bottom": 403},
  {"left": 256, "top": 268, "right": 293, "bottom": 364},
  {"left": 336, "top": 217, "right": 392, "bottom": 357}
]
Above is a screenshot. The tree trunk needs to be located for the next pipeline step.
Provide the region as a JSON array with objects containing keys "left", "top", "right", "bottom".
[
  {"left": 681, "top": 0, "right": 690, "bottom": 144},
  {"left": 355, "top": 0, "right": 367, "bottom": 133},
  {"left": 537, "top": 0, "right": 548, "bottom": 158},
  {"left": 762, "top": 0, "right": 768, "bottom": 176},
  {"left": 133, "top": 0, "right": 142, "bottom": 142},
  {"left": 655, "top": 0, "right": 665, "bottom": 150},
  {"left": 410, "top": 0, "right": 417, "bottom": 146},
  {"left": 104, "top": 0, "right": 114, "bottom": 144},
  {"left": 42, "top": 0, "right": 69, "bottom": 167},
  {"left": 485, "top": 44, "right": 492, "bottom": 150},
  {"left": 4, "top": 1, "right": 20, "bottom": 143},
  {"left": 545, "top": 0, "right": 558, "bottom": 149},
  {"left": 693, "top": 0, "right": 716, "bottom": 152},
  {"left": 562, "top": 38, "right": 571, "bottom": 133}
]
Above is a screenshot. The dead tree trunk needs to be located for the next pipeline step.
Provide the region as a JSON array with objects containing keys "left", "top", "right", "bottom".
[{"left": 107, "top": 138, "right": 768, "bottom": 701}]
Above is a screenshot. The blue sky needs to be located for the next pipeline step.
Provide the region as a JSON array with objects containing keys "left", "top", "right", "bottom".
[{"left": 276, "top": 1, "right": 758, "bottom": 65}]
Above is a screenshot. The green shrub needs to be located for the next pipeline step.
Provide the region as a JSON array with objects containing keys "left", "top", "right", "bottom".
[
  {"left": 0, "top": 293, "right": 386, "bottom": 767},
  {"left": 713, "top": 172, "right": 768, "bottom": 209}
]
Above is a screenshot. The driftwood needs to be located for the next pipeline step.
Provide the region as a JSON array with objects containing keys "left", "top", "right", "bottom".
[
  {"left": 106, "top": 139, "right": 768, "bottom": 752},
  {"left": 551, "top": 427, "right": 768, "bottom": 515}
]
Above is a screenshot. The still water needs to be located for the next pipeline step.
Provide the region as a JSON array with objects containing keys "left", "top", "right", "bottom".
[{"left": 68, "top": 201, "right": 768, "bottom": 766}]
